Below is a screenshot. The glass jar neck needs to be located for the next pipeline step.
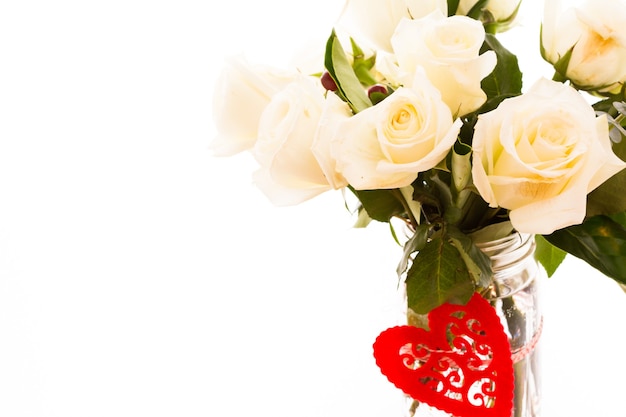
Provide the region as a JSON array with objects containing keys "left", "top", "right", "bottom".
[{"left": 475, "top": 233, "right": 537, "bottom": 299}]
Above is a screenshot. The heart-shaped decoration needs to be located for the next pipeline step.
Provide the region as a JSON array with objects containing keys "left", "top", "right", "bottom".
[{"left": 373, "top": 293, "right": 514, "bottom": 417}]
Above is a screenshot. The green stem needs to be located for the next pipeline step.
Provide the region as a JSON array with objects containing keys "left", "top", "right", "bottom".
[
  {"left": 408, "top": 399, "right": 419, "bottom": 416},
  {"left": 396, "top": 186, "right": 422, "bottom": 229}
]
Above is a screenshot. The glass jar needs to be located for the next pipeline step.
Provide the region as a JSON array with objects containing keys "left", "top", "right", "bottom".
[{"left": 407, "top": 232, "right": 543, "bottom": 417}]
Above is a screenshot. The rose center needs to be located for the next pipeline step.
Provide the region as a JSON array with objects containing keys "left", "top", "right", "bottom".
[
  {"left": 428, "top": 20, "right": 479, "bottom": 57},
  {"left": 395, "top": 109, "right": 411, "bottom": 125},
  {"left": 389, "top": 105, "right": 422, "bottom": 138},
  {"left": 519, "top": 117, "right": 578, "bottom": 171},
  {"left": 441, "top": 33, "right": 470, "bottom": 49}
]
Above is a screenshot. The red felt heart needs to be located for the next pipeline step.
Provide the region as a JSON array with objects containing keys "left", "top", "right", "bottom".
[{"left": 373, "top": 293, "right": 514, "bottom": 417}]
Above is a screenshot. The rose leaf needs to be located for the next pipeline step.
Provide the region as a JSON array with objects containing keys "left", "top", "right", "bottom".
[
  {"left": 396, "top": 223, "right": 432, "bottom": 280},
  {"left": 406, "top": 233, "right": 476, "bottom": 314},
  {"left": 586, "top": 119, "right": 626, "bottom": 217},
  {"left": 467, "top": 0, "right": 489, "bottom": 20},
  {"left": 543, "top": 215, "right": 626, "bottom": 285},
  {"left": 447, "top": 0, "right": 460, "bottom": 16},
  {"left": 534, "top": 234, "right": 567, "bottom": 277},
  {"left": 447, "top": 227, "right": 493, "bottom": 288},
  {"left": 324, "top": 30, "right": 372, "bottom": 114},
  {"left": 348, "top": 187, "right": 406, "bottom": 223},
  {"left": 479, "top": 34, "right": 522, "bottom": 112},
  {"left": 349, "top": 38, "right": 378, "bottom": 86}
]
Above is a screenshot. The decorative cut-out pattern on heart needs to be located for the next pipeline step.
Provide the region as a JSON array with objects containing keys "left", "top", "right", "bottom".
[{"left": 373, "top": 293, "right": 514, "bottom": 417}]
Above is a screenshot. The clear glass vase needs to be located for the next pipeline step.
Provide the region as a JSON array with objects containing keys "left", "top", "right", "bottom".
[{"left": 406, "top": 232, "right": 543, "bottom": 417}]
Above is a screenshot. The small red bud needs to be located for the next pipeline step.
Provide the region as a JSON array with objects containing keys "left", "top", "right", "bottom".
[
  {"left": 368, "top": 84, "right": 388, "bottom": 98},
  {"left": 321, "top": 71, "right": 338, "bottom": 91}
]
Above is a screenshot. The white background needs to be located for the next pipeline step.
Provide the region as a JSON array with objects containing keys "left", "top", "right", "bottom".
[{"left": 1, "top": 0, "right": 625, "bottom": 416}]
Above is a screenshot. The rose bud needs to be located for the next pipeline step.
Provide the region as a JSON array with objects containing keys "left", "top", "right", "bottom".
[
  {"left": 368, "top": 84, "right": 389, "bottom": 104},
  {"left": 320, "top": 71, "right": 338, "bottom": 91}
]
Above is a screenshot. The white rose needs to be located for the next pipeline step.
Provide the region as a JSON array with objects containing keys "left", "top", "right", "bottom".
[
  {"left": 381, "top": 12, "right": 496, "bottom": 117},
  {"left": 331, "top": 72, "right": 462, "bottom": 190},
  {"left": 311, "top": 93, "right": 352, "bottom": 191},
  {"left": 542, "top": 0, "right": 626, "bottom": 93},
  {"left": 456, "top": 0, "right": 520, "bottom": 23},
  {"left": 471, "top": 78, "right": 626, "bottom": 235},
  {"left": 210, "top": 56, "right": 298, "bottom": 156},
  {"left": 338, "top": 0, "right": 447, "bottom": 52},
  {"left": 252, "top": 76, "right": 341, "bottom": 206}
]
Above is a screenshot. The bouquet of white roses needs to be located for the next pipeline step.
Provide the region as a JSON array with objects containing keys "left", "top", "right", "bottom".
[{"left": 211, "top": 0, "right": 626, "bottom": 316}]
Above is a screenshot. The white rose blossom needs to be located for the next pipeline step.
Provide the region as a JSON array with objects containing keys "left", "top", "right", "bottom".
[
  {"left": 330, "top": 71, "right": 462, "bottom": 190},
  {"left": 542, "top": 0, "right": 626, "bottom": 93},
  {"left": 311, "top": 93, "right": 352, "bottom": 192},
  {"left": 210, "top": 56, "right": 299, "bottom": 156},
  {"left": 379, "top": 11, "right": 497, "bottom": 117},
  {"left": 472, "top": 78, "right": 626, "bottom": 235},
  {"left": 338, "top": 0, "right": 447, "bottom": 52},
  {"left": 252, "top": 75, "right": 345, "bottom": 206}
]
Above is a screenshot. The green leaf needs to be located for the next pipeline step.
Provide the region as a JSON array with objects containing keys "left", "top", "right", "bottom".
[
  {"left": 467, "top": 0, "right": 489, "bottom": 19},
  {"left": 350, "top": 38, "right": 378, "bottom": 86},
  {"left": 447, "top": 0, "right": 460, "bottom": 16},
  {"left": 396, "top": 223, "right": 432, "bottom": 279},
  {"left": 412, "top": 174, "right": 444, "bottom": 211},
  {"left": 420, "top": 170, "right": 454, "bottom": 215},
  {"left": 479, "top": 34, "right": 523, "bottom": 113},
  {"left": 586, "top": 118, "right": 626, "bottom": 217},
  {"left": 350, "top": 37, "right": 375, "bottom": 72},
  {"left": 406, "top": 233, "right": 476, "bottom": 314},
  {"left": 535, "top": 234, "right": 567, "bottom": 277},
  {"left": 551, "top": 44, "right": 575, "bottom": 83},
  {"left": 447, "top": 227, "right": 493, "bottom": 288},
  {"left": 458, "top": 114, "right": 478, "bottom": 146},
  {"left": 354, "top": 64, "right": 378, "bottom": 87},
  {"left": 586, "top": 172, "right": 626, "bottom": 217},
  {"left": 349, "top": 187, "right": 406, "bottom": 223},
  {"left": 324, "top": 30, "right": 372, "bottom": 114},
  {"left": 349, "top": 37, "right": 365, "bottom": 62},
  {"left": 610, "top": 211, "right": 626, "bottom": 226},
  {"left": 543, "top": 215, "right": 626, "bottom": 285},
  {"left": 453, "top": 138, "right": 472, "bottom": 156},
  {"left": 592, "top": 98, "right": 617, "bottom": 115}
]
